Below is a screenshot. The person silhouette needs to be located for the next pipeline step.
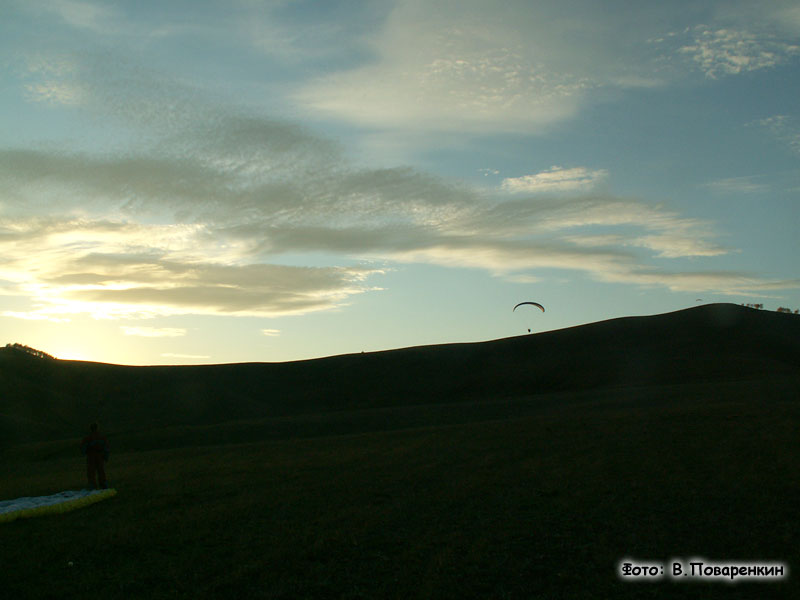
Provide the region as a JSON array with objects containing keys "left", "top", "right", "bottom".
[{"left": 80, "top": 423, "right": 110, "bottom": 489}]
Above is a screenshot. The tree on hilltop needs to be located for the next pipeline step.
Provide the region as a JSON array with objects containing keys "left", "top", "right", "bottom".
[
  {"left": 4, "top": 343, "right": 55, "bottom": 360},
  {"left": 740, "top": 303, "right": 798, "bottom": 314}
]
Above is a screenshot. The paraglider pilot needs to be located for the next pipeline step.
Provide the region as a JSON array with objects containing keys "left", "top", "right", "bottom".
[{"left": 81, "top": 423, "right": 110, "bottom": 489}]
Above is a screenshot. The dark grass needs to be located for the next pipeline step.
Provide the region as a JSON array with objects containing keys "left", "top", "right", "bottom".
[
  {"left": 2, "top": 378, "right": 799, "bottom": 599},
  {"left": 2, "top": 305, "right": 798, "bottom": 597}
]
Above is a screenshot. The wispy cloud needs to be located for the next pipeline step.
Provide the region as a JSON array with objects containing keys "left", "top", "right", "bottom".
[
  {"left": 160, "top": 352, "right": 210, "bottom": 360},
  {"left": 755, "top": 115, "right": 800, "bottom": 156},
  {"left": 293, "top": 1, "right": 800, "bottom": 136},
  {"left": 0, "top": 311, "right": 70, "bottom": 323},
  {"left": 21, "top": 54, "right": 85, "bottom": 105},
  {"left": 1, "top": 28, "right": 797, "bottom": 327},
  {"left": 121, "top": 326, "right": 187, "bottom": 337},
  {"left": 296, "top": 44, "right": 590, "bottom": 134},
  {"left": 261, "top": 329, "right": 280, "bottom": 337},
  {"left": 598, "top": 269, "right": 800, "bottom": 298},
  {"left": 0, "top": 217, "right": 383, "bottom": 319},
  {"left": 25, "top": 81, "right": 84, "bottom": 105},
  {"left": 502, "top": 167, "right": 608, "bottom": 194},
  {"left": 44, "top": 0, "right": 119, "bottom": 33},
  {"left": 293, "top": 0, "right": 675, "bottom": 134},
  {"left": 703, "top": 176, "right": 770, "bottom": 194}
]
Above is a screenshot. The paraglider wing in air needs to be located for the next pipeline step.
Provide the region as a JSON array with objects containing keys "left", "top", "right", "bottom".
[{"left": 513, "top": 302, "right": 545, "bottom": 312}]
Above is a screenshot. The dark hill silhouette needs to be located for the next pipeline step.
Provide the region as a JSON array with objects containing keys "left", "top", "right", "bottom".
[{"left": 2, "top": 303, "right": 798, "bottom": 445}]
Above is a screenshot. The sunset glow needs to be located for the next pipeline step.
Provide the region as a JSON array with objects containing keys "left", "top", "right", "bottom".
[{"left": 2, "top": 0, "right": 798, "bottom": 365}]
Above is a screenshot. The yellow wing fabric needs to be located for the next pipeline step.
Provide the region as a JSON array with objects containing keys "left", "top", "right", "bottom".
[{"left": 0, "top": 489, "right": 117, "bottom": 524}]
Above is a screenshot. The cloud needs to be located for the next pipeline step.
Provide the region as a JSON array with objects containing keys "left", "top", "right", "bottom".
[
  {"left": 629, "top": 234, "right": 727, "bottom": 259},
  {"left": 288, "top": 1, "right": 799, "bottom": 136},
  {"left": 0, "top": 134, "right": 774, "bottom": 316},
  {"left": 64, "top": 262, "right": 380, "bottom": 317},
  {"left": 501, "top": 167, "right": 608, "bottom": 194},
  {"left": 291, "top": 1, "right": 800, "bottom": 135},
  {"left": 0, "top": 311, "right": 70, "bottom": 323},
  {"left": 20, "top": 54, "right": 86, "bottom": 105},
  {"left": 597, "top": 269, "right": 800, "bottom": 298},
  {"left": 161, "top": 353, "right": 210, "bottom": 360},
  {"left": 703, "top": 176, "right": 770, "bottom": 194},
  {"left": 0, "top": 220, "right": 383, "bottom": 319},
  {"left": 755, "top": 115, "right": 800, "bottom": 156},
  {"left": 676, "top": 25, "right": 800, "bottom": 78},
  {"left": 261, "top": 329, "right": 280, "bottom": 337},
  {"left": 297, "top": 45, "right": 590, "bottom": 134},
  {"left": 293, "top": 0, "right": 676, "bottom": 134},
  {"left": 45, "top": 0, "right": 119, "bottom": 33},
  {"left": 121, "top": 326, "right": 186, "bottom": 337},
  {"left": 25, "top": 81, "right": 84, "bottom": 105},
  {"left": 2, "top": 35, "right": 797, "bottom": 325},
  {"left": 715, "top": 0, "right": 800, "bottom": 38},
  {"left": 235, "top": 0, "right": 386, "bottom": 66},
  {"left": 18, "top": 0, "right": 207, "bottom": 41}
]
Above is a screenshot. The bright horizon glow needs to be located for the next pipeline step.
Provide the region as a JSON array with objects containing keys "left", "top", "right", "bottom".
[
  {"left": 1, "top": 0, "right": 799, "bottom": 366},
  {"left": 53, "top": 349, "right": 92, "bottom": 362}
]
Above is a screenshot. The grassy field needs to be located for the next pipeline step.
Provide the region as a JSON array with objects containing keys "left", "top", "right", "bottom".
[{"left": 2, "top": 376, "right": 798, "bottom": 599}]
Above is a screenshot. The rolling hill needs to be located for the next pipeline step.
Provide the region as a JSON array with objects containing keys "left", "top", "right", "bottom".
[
  {"left": 1, "top": 303, "right": 798, "bottom": 447},
  {"left": 2, "top": 303, "right": 800, "bottom": 598}
]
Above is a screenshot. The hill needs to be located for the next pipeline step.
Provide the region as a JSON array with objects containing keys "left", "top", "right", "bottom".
[
  {"left": 2, "top": 303, "right": 799, "bottom": 598},
  {"left": 1, "top": 303, "right": 798, "bottom": 446}
]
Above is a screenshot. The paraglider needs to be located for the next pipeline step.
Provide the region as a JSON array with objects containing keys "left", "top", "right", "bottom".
[
  {"left": 513, "top": 301, "right": 545, "bottom": 333},
  {"left": 0, "top": 489, "right": 117, "bottom": 524},
  {"left": 513, "top": 302, "right": 545, "bottom": 313}
]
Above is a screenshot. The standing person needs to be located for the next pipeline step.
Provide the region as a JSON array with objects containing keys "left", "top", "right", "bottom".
[{"left": 80, "top": 423, "right": 110, "bottom": 489}]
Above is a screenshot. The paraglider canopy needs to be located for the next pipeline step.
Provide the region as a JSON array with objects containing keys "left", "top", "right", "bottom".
[{"left": 513, "top": 301, "right": 545, "bottom": 312}]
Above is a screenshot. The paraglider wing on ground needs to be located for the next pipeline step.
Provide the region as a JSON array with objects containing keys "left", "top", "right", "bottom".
[{"left": 0, "top": 489, "right": 117, "bottom": 524}]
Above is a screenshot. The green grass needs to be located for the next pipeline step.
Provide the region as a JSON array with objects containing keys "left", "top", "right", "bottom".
[{"left": 2, "top": 378, "right": 798, "bottom": 599}]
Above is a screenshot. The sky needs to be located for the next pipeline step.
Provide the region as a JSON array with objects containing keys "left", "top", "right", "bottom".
[{"left": 1, "top": 0, "right": 799, "bottom": 365}]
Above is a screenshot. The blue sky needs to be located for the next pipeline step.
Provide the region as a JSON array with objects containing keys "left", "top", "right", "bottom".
[{"left": 1, "top": 0, "right": 798, "bottom": 364}]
